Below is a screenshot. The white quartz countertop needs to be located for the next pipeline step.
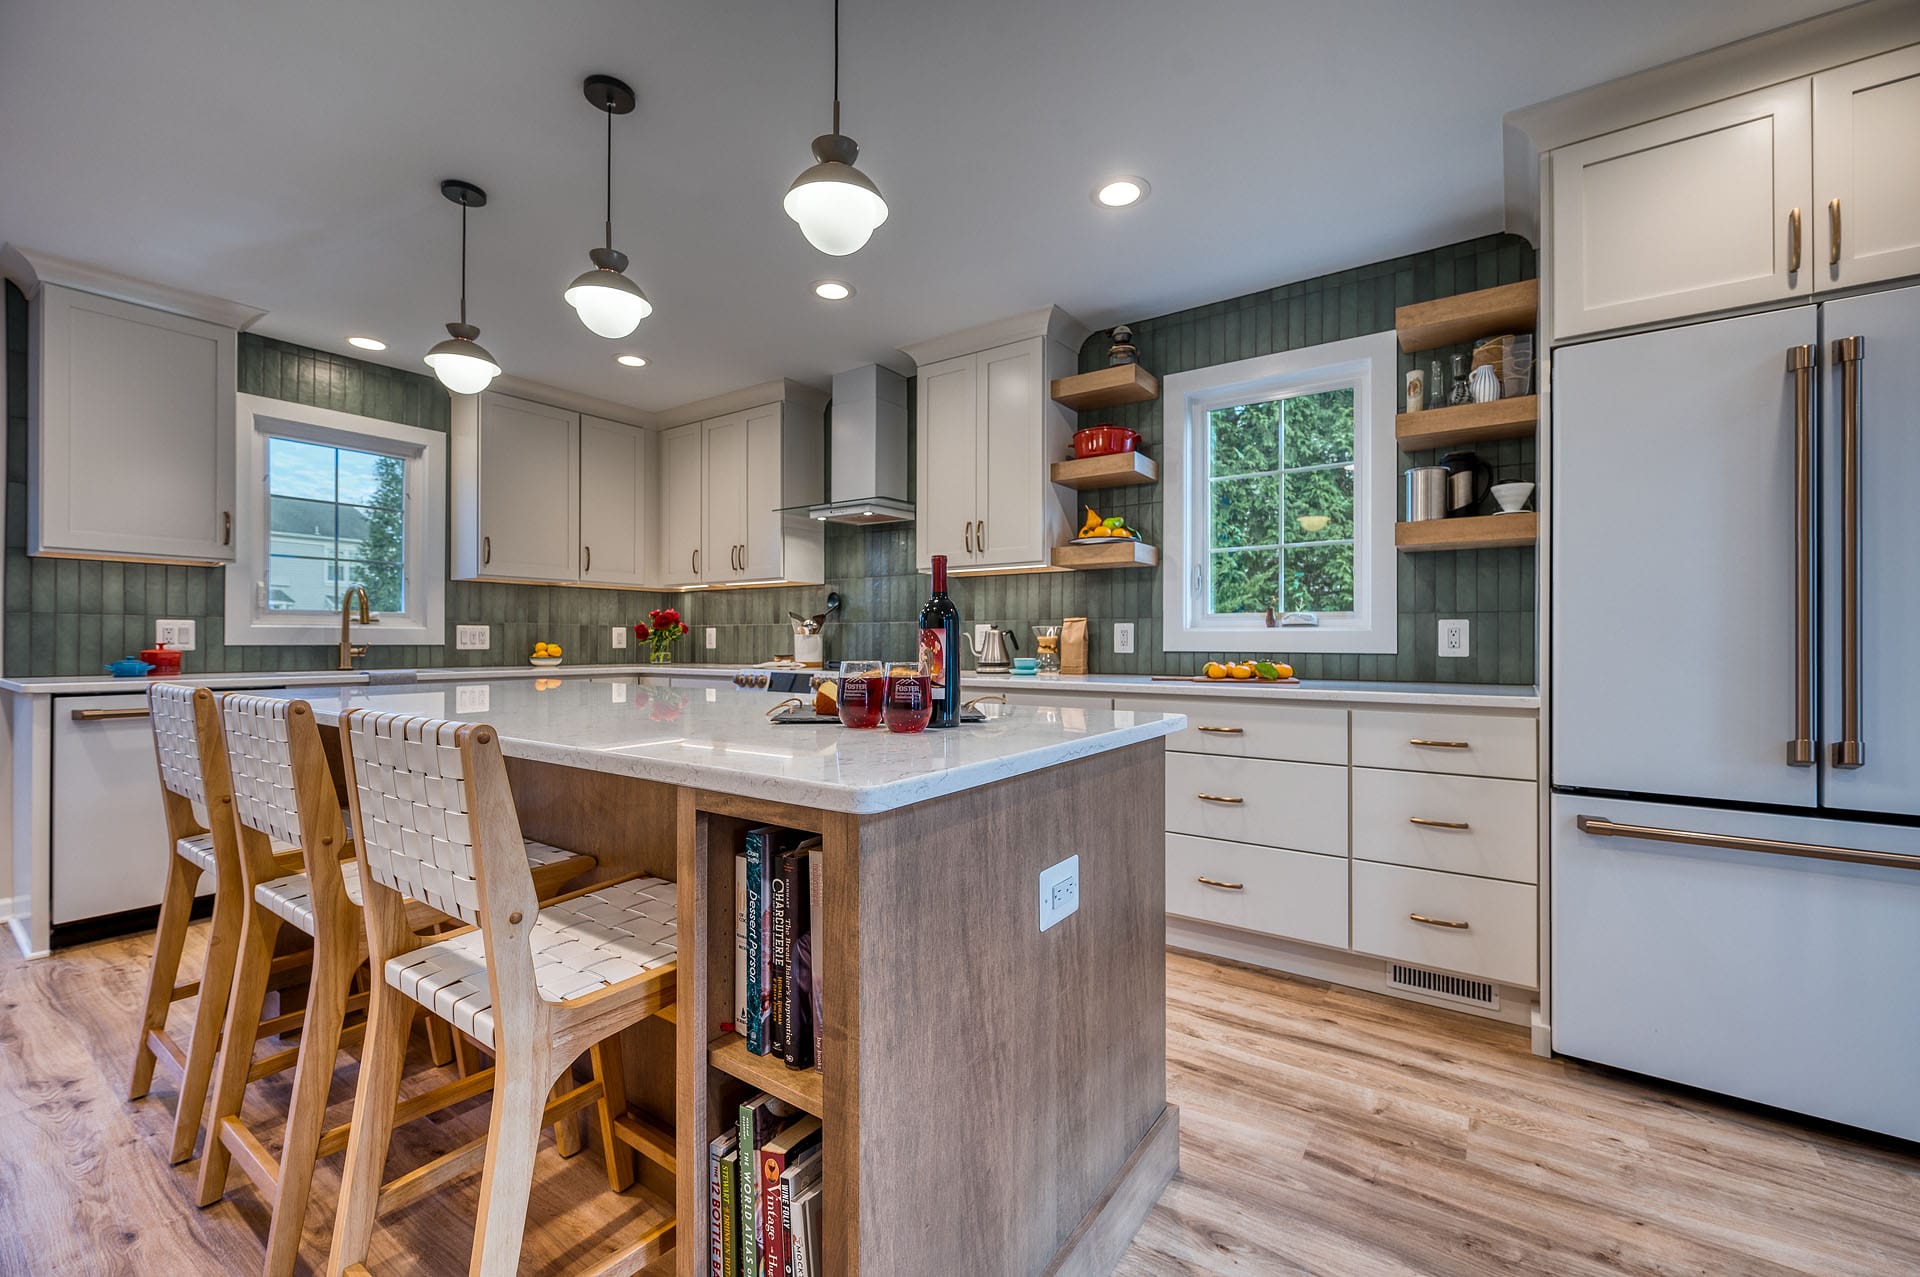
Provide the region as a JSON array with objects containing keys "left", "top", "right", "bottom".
[
  {"left": 241, "top": 677, "right": 1185, "bottom": 816},
  {"left": 0, "top": 663, "right": 686, "bottom": 696}
]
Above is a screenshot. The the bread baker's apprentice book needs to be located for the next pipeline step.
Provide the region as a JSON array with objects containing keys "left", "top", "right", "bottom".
[
  {"left": 744, "top": 827, "right": 775, "bottom": 1053},
  {"left": 708, "top": 1129, "right": 737, "bottom": 1277},
  {"left": 778, "top": 845, "right": 812, "bottom": 1069},
  {"left": 758, "top": 1115, "right": 822, "bottom": 1277}
]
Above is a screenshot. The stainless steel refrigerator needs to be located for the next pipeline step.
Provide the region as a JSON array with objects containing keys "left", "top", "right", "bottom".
[{"left": 1550, "top": 281, "right": 1920, "bottom": 1141}]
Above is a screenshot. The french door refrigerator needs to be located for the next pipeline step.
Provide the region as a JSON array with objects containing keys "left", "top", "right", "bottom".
[{"left": 1551, "top": 282, "right": 1920, "bottom": 1141}]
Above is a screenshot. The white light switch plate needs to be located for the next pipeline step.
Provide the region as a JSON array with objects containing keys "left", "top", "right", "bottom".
[
  {"left": 1439, "top": 618, "right": 1470, "bottom": 658},
  {"left": 1113, "top": 622, "right": 1135, "bottom": 654},
  {"left": 1039, "top": 855, "right": 1080, "bottom": 932},
  {"left": 611, "top": 626, "right": 627, "bottom": 650},
  {"left": 455, "top": 624, "right": 490, "bottom": 650},
  {"left": 705, "top": 627, "right": 718, "bottom": 650},
  {"left": 155, "top": 619, "right": 196, "bottom": 651}
]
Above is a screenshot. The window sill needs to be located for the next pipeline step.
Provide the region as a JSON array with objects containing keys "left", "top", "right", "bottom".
[
  {"left": 1164, "top": 626, "right": 1396, "bottom": 655},
  {"left": 228, "top": 618, "right": 443, "bottom": 647}
]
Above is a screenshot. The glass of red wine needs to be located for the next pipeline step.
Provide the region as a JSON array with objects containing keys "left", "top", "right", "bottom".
[
  {"left": 881, "top": 654, "right": 935, "bottom": 734},
  {"left": 836, "top": 660, "right": 885, "bottom": 729}
]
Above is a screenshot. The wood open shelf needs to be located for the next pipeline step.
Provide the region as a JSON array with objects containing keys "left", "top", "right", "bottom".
[
  {"left": 1050, "top": 364, "right": 1159, "bottom": 411},
  {"left": 1051, "top": 452, "right": 1158, "bottom": 489},
  {"left": 1052, "top": 539, "right": 1159, "bottom": 570},
  {"left": 1396, "top": 281, "right": 1538, "bottom": 353},
  {"left": 1395, "top": 513, "right": 1537, "bottom": 552},
  {"left": 708, "top": 1034, "right": 823, "bottom": 1117},
  {"left": 1396, "top": 396, "right": 1538, "bottom": 451}
]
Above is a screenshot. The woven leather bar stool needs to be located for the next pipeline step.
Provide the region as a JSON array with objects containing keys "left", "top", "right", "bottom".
[{"left": 326, "top": 710, "right": 677, "bottom": 1277}]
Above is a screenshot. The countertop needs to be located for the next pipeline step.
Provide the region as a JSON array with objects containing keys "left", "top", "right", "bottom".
[{"left": 244, "top": 677, "right": 1185, "bottom": 816}]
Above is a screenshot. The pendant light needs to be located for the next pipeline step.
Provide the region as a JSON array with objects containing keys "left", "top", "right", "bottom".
[
  {"left": 783, "top": 0, "right": 888, "bottom": 257},
  {"left": 565, "top": 75, "right": 653, "bottom": 339},
  {"left": 423, "top": 180, "right": 502, "bottom": 395}
]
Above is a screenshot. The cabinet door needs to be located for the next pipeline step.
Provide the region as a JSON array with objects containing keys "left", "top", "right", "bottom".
[
  {"left": 738, "top": 403, "right": 784, "bottom": 581},
  {"left": 32, "top": 285, "right": 236, "bottom": 562},
  {"left": 916, "top": 354, "right": 978, "bottom": 570},
  {"left": 578, "top": 416, "right": 650, "bottom": 587},
  {"left": 703, "top": 412, "right": 749, "bottom": 582},
  {"left": 973, "top": 338, "right": 1048, "bottom": 568},
  {"left": 661, "top": 424, "right": 706, "bottom": 585},
  {"left": 1813, "top": 45, "right": 1920, "bottom": 292},
  {"left": 1551, "top": 80, "right": 1812, "bottom": 339},
  {"left": 476, "top": 393, "right": 578, "bottom": 582},
  {"left": 51, "top": 695, "right": 184, "bottom": 924}
]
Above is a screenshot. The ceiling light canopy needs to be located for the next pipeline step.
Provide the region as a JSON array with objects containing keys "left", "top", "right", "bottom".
[
  {"left": 424, "top": 179, "right": 501, "bottom": 395},
  {"left": 812, "top": 280, "right": 853, "bottom": 300},
  {"left": 1095, "top": 176, "right": 1149, "bottom": 207},
  {"left": 785, "top": 0, "right": 888, "bottom": 257},
  {"left": 347, "top": 336, "right": 387, "bottom": 351},
  {"left": 565, "top": 75, "right": 653, "bottom": 339}
]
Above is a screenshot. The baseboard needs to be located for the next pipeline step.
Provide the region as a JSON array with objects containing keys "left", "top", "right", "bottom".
[
  {"left": 0, "top": 896, "right": 20, "bottom": 923},
  {"left": 1531, "top": 1006, "right": 1553, "bottom": 1057},
  {"left": 6, "top": 913, "right": 49, "bottom": 960},
  {"left": 1043, "top": 1103, "right": 1179, "bottom": 1277}
]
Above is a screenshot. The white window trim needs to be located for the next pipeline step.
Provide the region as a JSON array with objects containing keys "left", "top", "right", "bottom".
[
  {"left": 226, "top": 392, "right": 447, "bottom": 646},
  {"left": 1162, "top": 331, "right": 1398, "bottom": 653}
]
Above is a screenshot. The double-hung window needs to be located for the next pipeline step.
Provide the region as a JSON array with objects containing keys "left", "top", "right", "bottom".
[
  {"left": 1163, "top": 332, "right": 1396, "bottom": 652},
  {"left": 225, "top": 393, "right": 447, "bottom": 645}
]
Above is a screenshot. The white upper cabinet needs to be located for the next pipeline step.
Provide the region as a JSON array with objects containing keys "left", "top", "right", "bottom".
[
  {"left": 30, "top": 284, "right": 236, "bottom": 562},
  {"left": 702, "top": 411, "right": 750, "bottom": 583},
  {"left": 1814, "top": 44, "right": 1920, "bottom": 292},
  {"left": 1551, "top": 80, "right": 1813, "bottom": 340},
  {"left": 904, "top": 307, "right": 1084, "bottom": 574},
  {"left": 653, "top": 397, "right": 825, "bottom": 589},
  {"left": 452, "top": 391, "right": 579, "bottom": 583},
  {"left": 578, "top": 415, "right": 654, "bottom": 587},
  {"left": 660, "top": 423, "right": 706, "bottom": 586}
]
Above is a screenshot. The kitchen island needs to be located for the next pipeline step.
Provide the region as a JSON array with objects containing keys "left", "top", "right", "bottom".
[{"left": 269, "top": 677, "right": 1184, "bottom": 1277}]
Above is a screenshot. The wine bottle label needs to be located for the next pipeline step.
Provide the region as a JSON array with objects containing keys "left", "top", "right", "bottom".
[{"left": 919, "top": 629, "right": 946, "bottom": 689}]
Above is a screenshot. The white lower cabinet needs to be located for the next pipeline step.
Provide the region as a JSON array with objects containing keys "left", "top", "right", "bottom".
[
  {"left": 1350, "top": 860, "right": 1538, "bottom": 988},
  {"left": 1166, "top": 834, "right": 1348, "bottom": 949},
  {"left": 1352, "top": 768, "right": 1538, "bottom": 883},
  {"left": 51, "top": 695, "right": 186, "bottom": 925},
  {"left": 1165, "top": 752, "right": 1347, "bottom": 856}
]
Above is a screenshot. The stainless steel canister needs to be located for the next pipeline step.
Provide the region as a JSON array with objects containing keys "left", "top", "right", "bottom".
[{"left": 1404, "top": 465, "right": 1448, "bottom": 521}]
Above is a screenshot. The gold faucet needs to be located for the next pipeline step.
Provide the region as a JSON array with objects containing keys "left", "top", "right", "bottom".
[{"left": 339, "top": 586, "right": 378, "bottom": 670}]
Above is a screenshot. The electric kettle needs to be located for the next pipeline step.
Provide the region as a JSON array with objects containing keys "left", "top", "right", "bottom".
[{"left": 1442, "top": 451, "right": 1493, "bottom": 517}]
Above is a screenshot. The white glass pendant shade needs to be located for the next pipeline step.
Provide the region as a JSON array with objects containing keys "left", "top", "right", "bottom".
[
  {"left": 785, "top": 134, "right": 887, "bottom": 257},
  {"left": 424, "top": 323, "right": 501, "bottom": 395},
  {"left": 565, "top": 249, "right": 652, "bottom": 338}
]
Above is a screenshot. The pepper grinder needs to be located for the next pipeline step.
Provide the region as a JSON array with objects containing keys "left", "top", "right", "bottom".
[{"left": 1448, "top": 353, "right": 1472, "bottom": 406}]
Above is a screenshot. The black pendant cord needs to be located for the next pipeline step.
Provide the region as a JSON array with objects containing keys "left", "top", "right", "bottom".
[
  {"left": 458, "top": 201, "right": 469, "bottom": 327},
  {"left": 604, "top": 105, "right": 614, "bottom": 252},
  {"left": 831, "top": 0, "right": 841, "bottom": 134}
]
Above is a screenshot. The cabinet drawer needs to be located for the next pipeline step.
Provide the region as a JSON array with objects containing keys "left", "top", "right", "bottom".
[
  {"left": 1165, "top": 753, "right": 1346, "bottom": 856},
  {"left": 1166, "top": 834, "right": 1348, "bottom": 949},
  {"left": 1116, "top": 696, "right": 1347, "bottom": 764},
  {"left": 1351, "top": 861, "right": 1537, "bottom": 987},
  {"left": 1352, "top": 710, "right": 1536, "bottom": 779},
  {"left": 1352, "top": 769, "right": 1538, "bottom": 884}
]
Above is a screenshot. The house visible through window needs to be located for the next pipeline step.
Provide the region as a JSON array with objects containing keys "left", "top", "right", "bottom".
[{"left": 266, "top": 437, "right": 406, "bottom": 613}]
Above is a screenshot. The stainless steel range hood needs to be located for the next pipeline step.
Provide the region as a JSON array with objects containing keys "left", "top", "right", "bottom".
[{"left": 807, "top": 364, "right": 913, "bottom": 524}]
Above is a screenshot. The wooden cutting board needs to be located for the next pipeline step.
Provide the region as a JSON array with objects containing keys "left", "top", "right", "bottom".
[{"left": 1149, "top": 675, "right": 1302, "bottom": 686}]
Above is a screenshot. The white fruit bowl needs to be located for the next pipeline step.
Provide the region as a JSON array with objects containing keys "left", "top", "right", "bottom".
[{"left": 530, "top": 656, "right": 563, "bottom": 667}]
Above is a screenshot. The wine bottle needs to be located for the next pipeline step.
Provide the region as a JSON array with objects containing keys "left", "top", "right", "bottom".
[{"left": 920, "top": 553, "right": 962, "bottom": 728}]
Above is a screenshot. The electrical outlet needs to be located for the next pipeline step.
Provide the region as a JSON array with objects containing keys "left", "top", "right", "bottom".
[
  {"left": 454, "top": 684, "right": 491, "bottom": 714},
  {"left": 611, "top": 625, "right": 627, "bottom": 650},
  {"left": 704, "top": 626, "right": 718, "bottom": 650},
  {"left": 455, "top": 624, "right": 490, "bottom": 651},
  {"left": 609, "top": 681, "right": 628, "bottom": 704},
  {"left": 1039, "top": 855, "right": 1080, "bottom": 932},
  {"left": 1113, "top": 622, "right": 1135, "bottom": 655},
  {"left": 1439, "top": 618, "right": 1470, "bottom": 658},
  {"left": 155, "top": 619, "right": 196, "bottom": 651}
]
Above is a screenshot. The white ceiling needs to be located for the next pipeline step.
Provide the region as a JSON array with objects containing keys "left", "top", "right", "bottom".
[{"left": 0, "top": 0, "right": 1845, "bottom": 412}]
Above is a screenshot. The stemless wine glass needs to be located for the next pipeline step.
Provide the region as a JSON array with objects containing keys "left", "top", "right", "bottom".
[
  {"left": 881, "top": 652, "right": 934, "bottom": 734},
  {"left": 836, "top": 660, "right": 885, "bottom": 729}
]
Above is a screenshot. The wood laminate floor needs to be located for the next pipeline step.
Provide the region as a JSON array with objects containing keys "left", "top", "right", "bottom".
[{"left": 4, "top": 926, "right": 1918, "bottom": 1275}]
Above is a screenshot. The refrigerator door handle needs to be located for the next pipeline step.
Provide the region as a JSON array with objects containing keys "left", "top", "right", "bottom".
[
  {"left": 1834, "top": 335, "right": 1866, "bottom": 769},
  {"left": 1788, "top": 344, "right": 1816, "bottom": 766},
  {"left": 1575, "top": 815, "right": 1919, "bottom": 872}
]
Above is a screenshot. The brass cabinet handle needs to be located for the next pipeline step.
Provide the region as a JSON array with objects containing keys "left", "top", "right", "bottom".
[
  {"left": 72, "top": 706, "right": 152, "bottom": 722},
  {"left": 1829, "top": 197, "right": 1842, "bottom": 267},
  {"left": 1197, "top": 876, "right": 1245, "bottom": 891},
  {"left": 692, "top": 548, "right": 700, "bottom": 577},
  {"left": 962, "top": 694, "right": 1007, "bottom": 710},
  {"left": 1833, "top": 335, "right": 1865, "bottom": 769},
  {"left": 963, "top": 522, "right": 973, "bottom": 554},
  {"left": 1196, "top": 725, "right": 1244, "bottom": 735},
  {"left": 1577, "top": 814, "right": 1919, "bottom": 872},
  {"left": 583, "top": 545, "right": 591, "bottom": 573},
  {"left": 1409, "top": 912, "right": 1470, "bottom": 930},
  {"left": 978, "top": 519, "right": 985, "bottom": 551},
  {"left": 1408, "top": 738, "right": 1469, "bottom": 749},
  {"left": 1407, "top": 817, "right": 1470, "bottom": 830},
  {"left": 1788, "top": 206, "right": 1802, "bottom": 274},
  {"left": 1787, "top": 344, "right": 1816, "bottom": 766},
  {"left": 222, "top": 510, "right": 232, "bottom": 546},
  {"left": 482, "top": 535, "right": 491, "bottom": 565},
  {"left": 1196, "top": 793, "right": 1244, "bottom": 805}
]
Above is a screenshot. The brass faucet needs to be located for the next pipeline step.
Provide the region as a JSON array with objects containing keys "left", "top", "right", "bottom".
[{"left": 338, "top": 586, "right": 378, "bottom": 670}]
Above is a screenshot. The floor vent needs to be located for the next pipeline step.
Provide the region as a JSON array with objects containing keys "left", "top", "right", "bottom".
[{"left": 1390, "top": 963, "right": 1499, "bottom": 1010}]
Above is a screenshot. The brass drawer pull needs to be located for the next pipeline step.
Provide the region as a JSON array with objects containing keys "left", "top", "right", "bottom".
[
  {"left": 1196, "top": 793, "right": 1244, "bottom": 805},
  {"left": 1195, "top": 725, "right": 1244, "bottom": 735},
  {"left": 962, "top": 694, "right": 1007, "bottom": 710},
  {"left": 1788, "top": 205, "right": 1803, "bottom": 274},
  {"left": 72, "top": 706, "right": 152, "bottom": 722},
  {"left": 1197, "top": 876, "right": 1244, "bottom": 891},
  {"left": 1408, "top": 738, "right": 1470, "bottom": 749},
  {"left": 1409, "top": 912, "right": 1470, "bottom": 930},
  {"left": 1829, "top": 197, "right": 1842, "bottom": 267},
  {"left": 1407, "top": 817, "right": 1470, "bottom": 830}
]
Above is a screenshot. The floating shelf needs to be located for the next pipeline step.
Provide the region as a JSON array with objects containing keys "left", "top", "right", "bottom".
[
  {"left": 1052, "top": 540, "right": 1159, "bottom": 570},
  {"left": 1396, "top": 396, "right": 1538, "bottom": 451},
  {"left": 1050, "top": 364, "right": 1159, "bottom": 411},
  {"left": 708, "top": 1034, "right": 822, "bottom": 1117},
  {"left": 1051, "top": 452, "right": 1158, "bottom": 489},
  {"left": 1395, "top": 513, "right": 1537, "bottom": 553},
  {"left": 1396, "top": 281, "right": 1538, "bottom": 354}
]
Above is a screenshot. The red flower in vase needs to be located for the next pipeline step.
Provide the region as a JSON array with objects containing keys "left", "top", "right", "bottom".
[{"left": 632, "top": 622, "right": 651, "bottom": 642}]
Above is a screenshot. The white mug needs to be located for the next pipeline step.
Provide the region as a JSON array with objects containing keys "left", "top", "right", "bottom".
[{"left": 1404, "top": 368, "right": 1425, "bottom": 413}]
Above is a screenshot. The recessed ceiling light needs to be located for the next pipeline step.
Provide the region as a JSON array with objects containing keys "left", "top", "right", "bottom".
[
  {"left": 347, "top": 336, "right": 387, "bottom": 351},
  {"left": 813, "top": 280, "right": 854, "bottom": 301},
  {"left": 1094, "top": 176, "right": 1149, "bottom": 208},
  {"left": 616, "top": 354, "right": 648, "bottom": 368}
]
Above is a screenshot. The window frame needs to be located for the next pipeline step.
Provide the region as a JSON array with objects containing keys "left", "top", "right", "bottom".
[
  {"left": 226, "top": 393, "right": 446, "bottom": 646},
  {"left": 1161, "top": 331, "right": 1398, "bottom": 653}
]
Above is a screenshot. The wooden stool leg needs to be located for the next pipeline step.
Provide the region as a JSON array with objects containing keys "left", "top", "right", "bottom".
[
  {"left": 552, "top": 1070, "right": 584, "bottom": 1159},
  {"left": 425, "top": 1015, "right": 455, "bottom": 1069},
  {"left": 129, "top": 852, "right": 203, "bottom": 1100},
  {"left": 167, "top": 868, "right": 245, "bottom": 1163},
  {"left": 589, "top": 1037, "right": 637, "bottom": 1193},
  {"left": 467, "top": 1042, "right": 552, "bottom": 1277},
  {"left": 262, "top": 936, "right": 357, "bottom": 1277},
  {"left": 325, "top": 980, "right": 416, "bottom": 1277},
  {"left": 197, "top": 906, "right": 282, "bottom": 1207}
]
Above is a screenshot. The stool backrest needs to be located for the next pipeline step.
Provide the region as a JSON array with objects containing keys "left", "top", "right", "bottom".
[
  {"left": 218, "top": 693, "right": 354, "bottom": 919},
  {"left": 148, "top": 683, "right": 207, "bottom": 805}
]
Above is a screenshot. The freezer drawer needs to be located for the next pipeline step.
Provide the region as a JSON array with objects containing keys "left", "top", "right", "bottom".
[
  {"left": 1551, "top": 794, "right": 1920, "bottom": 1141},
  {"left": 51, "top": 694, "right": 192, "bottom": 925}
]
